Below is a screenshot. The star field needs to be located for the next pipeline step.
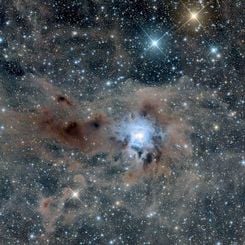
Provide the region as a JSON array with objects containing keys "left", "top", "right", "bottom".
[{"left": 0, "top": 0, "right": 244, "bottom": 244}]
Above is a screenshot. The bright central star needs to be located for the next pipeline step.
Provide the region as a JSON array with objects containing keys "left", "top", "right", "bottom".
[
  {"left": 132, "top": 131, "right": 145, "bottom": 142},
  {"left": 130, "top": 126, "right": 149, "bottom": 148}
]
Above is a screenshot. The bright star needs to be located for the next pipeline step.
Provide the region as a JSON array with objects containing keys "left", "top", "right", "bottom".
[
  {"left": 148, "top": 37, "right": 164, "bottom": 53},
  {"left": 213, "top": 124, "right": 220, "bottom": 131},
  {"left": 176, "top": 1, "right": 211, "bottom": 32},
  {"left": 138, "top": 26, "right": 165, "bottom": 52},
  {"left": 71, "top": 190, "right": 79, "bottom": 199},
  {"left": 211, "top": 47, "right": 218, "bottom": 54},
  {"left": 151, "top": 40, "right": 158, "bottom": 47},
  {"left": 190, "top": 12, "right": 198, "bottom": 20},
  {"left": 69, "top": 189, "right": 81, "bottom": 201}
]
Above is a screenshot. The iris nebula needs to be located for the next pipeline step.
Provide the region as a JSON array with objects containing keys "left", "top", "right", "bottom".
[{"left": 113, "top": 113, "right": 165, "bottom": 166}]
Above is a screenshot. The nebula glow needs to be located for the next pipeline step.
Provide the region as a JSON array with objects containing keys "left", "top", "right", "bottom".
[{"left": 113, "top": 113, "right": 165, "bottom": 164}]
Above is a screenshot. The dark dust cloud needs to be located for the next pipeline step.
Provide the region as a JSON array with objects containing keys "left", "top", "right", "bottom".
[{"left": 0, "top": 0, "right": 244, "bottom": 244}]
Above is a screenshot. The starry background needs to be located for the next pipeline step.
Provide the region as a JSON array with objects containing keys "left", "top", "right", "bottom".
[{"left": 0, "top": 0, "right": 244, "bottom": 244}]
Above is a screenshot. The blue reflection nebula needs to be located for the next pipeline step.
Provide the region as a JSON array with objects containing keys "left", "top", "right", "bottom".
[
  {"left": 123, "top": 116, "right": 155, "bottom": 150},
  {"left": 114, "top": 113, "right": 164, "bottom": 155}
]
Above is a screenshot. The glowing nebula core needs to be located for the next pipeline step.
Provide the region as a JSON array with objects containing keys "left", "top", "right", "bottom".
[{"left": 113, "top": 113, "right": 165, "bottom": 165}]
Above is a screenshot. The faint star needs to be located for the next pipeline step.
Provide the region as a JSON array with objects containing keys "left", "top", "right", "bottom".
[{"left": 240, "top": 159, "right": 245, "bottom": 166}]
